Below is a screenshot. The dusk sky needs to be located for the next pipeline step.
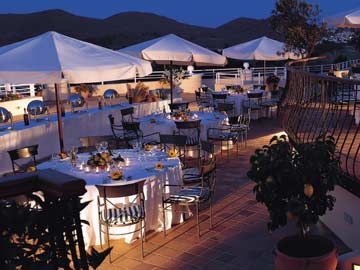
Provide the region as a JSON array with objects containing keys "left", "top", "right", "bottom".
[{"left": 0, "top": 0, "right": 360, "bottom": 27}]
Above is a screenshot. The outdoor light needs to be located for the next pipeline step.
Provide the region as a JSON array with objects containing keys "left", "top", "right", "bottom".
[
  {"left": 243, "top": 62, "right": 250, "bottom": 70},
  {"left": 353, "top": 263, "right": 360, "bottom": 270},
  {"left": 187, "top": 65, "right": 194, "bottom": 75}
]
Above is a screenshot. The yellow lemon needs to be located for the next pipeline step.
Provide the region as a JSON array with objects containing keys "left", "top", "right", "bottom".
[
  {"left": 144, "top": 144, "right": 152, "bottom": 151},
  {"left": 60, "top": 152, "right": 68, "bottom": 160},
  {"left": 221, "top": 111, "right": 227, "bottom": 115},
  {"left": 304, "top": 184, "right": 314, "bottom": 198},
  {"left": 168, "top": 149, "right": 177, "bottom": 158},
  {"left": 111, "top": 170, "right": 123, "bottom": 180},
  {"left": 155, "top": 163, "right": 164, "bottom": 170}
]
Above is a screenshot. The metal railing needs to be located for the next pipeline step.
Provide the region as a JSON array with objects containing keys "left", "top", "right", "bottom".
[{"left": 280, "top": 57, "right": 360, "bottom": 187}]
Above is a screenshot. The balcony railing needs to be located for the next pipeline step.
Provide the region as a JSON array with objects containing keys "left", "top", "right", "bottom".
[{"left": 280, "top": 58, "right": 360, "bottom": 194}]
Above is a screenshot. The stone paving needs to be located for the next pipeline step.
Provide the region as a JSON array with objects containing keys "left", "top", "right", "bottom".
[{"left": 96, "top": 117, "right": 349, "bottom": 270}]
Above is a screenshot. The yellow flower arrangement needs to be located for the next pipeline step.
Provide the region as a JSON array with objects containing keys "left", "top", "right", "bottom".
[
  {"left": 144, "top": 144, "right": 152, "bottom": 151},
  {"left": 155, "top": 162, "right": 164, "bottom": 170},
  {"left": 26, "top": 166, "right": 37, "bottom": 172},
  {"left": 168, "top": 149, "right": 177, "bottom": 158},
  {"left": 220, "top": 111, "right": 227, "bottom": 116},
  {"left": 111, "top": 170, "right": 123, "bottom": 180},
  {"left": 304, "top": 184, "right": 314, "bottom": 198}
]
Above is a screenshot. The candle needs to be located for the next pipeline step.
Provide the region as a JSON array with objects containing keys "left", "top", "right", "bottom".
[
  {"left": 79, "top": 163, "right": 84, "bottom": 171},
  {"left": 125, "top": 158, "right": 130, "bottom": 167},
  {"left": 106, "top": 165, "right": 110, "bottom": 172},
  {"left": 85, "top": 166, "right": 90, "bottom": 173},
  {"left": 95, "top": 166, "right": 99, "bottom": 174}
]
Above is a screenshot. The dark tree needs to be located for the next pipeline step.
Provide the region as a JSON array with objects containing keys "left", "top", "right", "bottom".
[{"left": 270, "top": 0, "right": 327, "bottom": 58}]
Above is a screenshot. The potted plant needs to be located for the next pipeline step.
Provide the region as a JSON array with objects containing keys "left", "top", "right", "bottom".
[
  {"left": 75, "top": 84, "right": 94, "bottom": 99},
  {"left": 247, "top": 135, "right": 341, "bottom": 270},
  {"left": 126, "top": 82, "right": 149, "bottom": 103},
  {"left": 266, "top": 74, "right": 280, "bottom": 92}
]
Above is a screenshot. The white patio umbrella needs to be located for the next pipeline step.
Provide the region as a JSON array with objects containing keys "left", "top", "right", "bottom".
[
  {"left": 0, "top": 31, "right": 152, "bottom": 153},
  {"left": 325, "top": 8, "right": 360, "bottom": 28},
  {"left": 120, "top": 33, "right": 226, "bottom": 105},
  {"left": 222, "top": 36, "right": 299, "bottom": 85}
]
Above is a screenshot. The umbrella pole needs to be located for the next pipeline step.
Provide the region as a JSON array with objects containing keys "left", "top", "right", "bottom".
[
  {"left": 170, "top": 60, "right": 174, "bottom": 110},
  {"left": 55, "top": 84, "right": 65, "bottom": 153},
  {"left": 263, "top": 60, "right": 266, "bottom": 88}
]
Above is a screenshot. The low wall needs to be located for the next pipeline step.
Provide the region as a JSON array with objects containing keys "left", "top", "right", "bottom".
[
  {"left": 321, "top": 186, "right": 360, "bottom": 250},
  {"left": 0, "top": 96, "right": 43, "bottom": 116},
  {"left": 42, "top": 74, "right": 203, "bottom": 101}
]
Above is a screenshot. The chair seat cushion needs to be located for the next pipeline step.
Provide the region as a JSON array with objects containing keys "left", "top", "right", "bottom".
[
  {"left": 166, "top": 186, "right": 210, "bottom": 204},
  {"left": 102, "top": 204, "right": 144, "bottom": 225}
]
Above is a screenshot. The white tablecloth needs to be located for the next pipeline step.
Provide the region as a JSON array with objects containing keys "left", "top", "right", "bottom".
[
  {"left": 139, "top": 111, "right": 227, "bottom": 141},
  {"left": 0, "top": 100, "right": 170, "bottom": 174},
  {"left": 37, "top": 149, "right": 183, "bottom": 248}
]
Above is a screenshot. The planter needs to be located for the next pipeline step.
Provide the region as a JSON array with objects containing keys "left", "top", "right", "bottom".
[
  {"left": 267, "top": 82, "right": 279, "bottom": 91},
  {"left": 274, "top": 235, "right": 337, "bottom": 270},
  {"left": 80, "top": 91, "right": 90, "bottom": 99},
  {"left": 132, "top": 96, "right": 144, "bottom": 103}
]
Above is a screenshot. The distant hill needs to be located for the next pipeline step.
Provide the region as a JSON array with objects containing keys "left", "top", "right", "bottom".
[{"left": 0, "top": 9, "right": 281, "bottom": 50}]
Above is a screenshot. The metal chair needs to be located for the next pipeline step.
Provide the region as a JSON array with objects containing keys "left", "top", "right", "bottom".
[
  {"left": 8, "top": 144, "right": 38, "bottom": 174},
  {"left": 96, "top": 181, "right": 146, "bottom": 261},
  {"left": 69, "top": 94, "right": 88, "bottom": 113},
  {"left": 169, "top": 102, "right": 189, "bottom": 112},
  {"left": 79, "top": 135, "right": 130, "bottom": 153},
  {"left": 0, "top": 107, "right": 13, "bottom": 131},
  {"left": 207, "top": 124, "right": 239, "bottom": 159},
  {"left": 120, "top": 107, "right": 138, "bottom": 123},
  {"left": 162, "top": 154, "right": 216, "bottom": 238},
  {"left": 159, "top": 134, "right": 187, "bottom": 166},
  {"left": 243, "top": 92, "right": 263, "bottom": 119},
  {"left": 215, "top": 102, "right": 235, "bottom": 116},
  {"left": 183, "top": 141, "right": 216, "bottom": 186},
  {"left": 212, "top": 93, "right": 228, "bottom": 103},
  {"left": 174, "top": 120, "right": 201, "bottom": 167},
  {"left": 27, "top": 100, "right": 50, "bottom": 121}
]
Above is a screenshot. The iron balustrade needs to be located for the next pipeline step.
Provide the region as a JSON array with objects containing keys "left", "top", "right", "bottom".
[{"left": 280, "top": 59, "right": 360, "bottom": 191}]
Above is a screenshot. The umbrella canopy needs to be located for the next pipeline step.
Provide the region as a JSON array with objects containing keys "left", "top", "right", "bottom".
[
  {"left": 325, "top": 8, "right": 360, "bottom": 28},
  {"left": 222, "top": 36, "right": 299, "bottom": 61},
  {"left": 0, "top": 31, "right": 152, "bottom": 154},
  {"left": 0, "top": 31, "right": 152, "bottom": 84},
  {"left": 119, "top": 33, "right": 226, "bottom": 66}
]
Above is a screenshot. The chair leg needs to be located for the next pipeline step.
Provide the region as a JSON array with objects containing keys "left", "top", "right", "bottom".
[
  {"left": 140, "top": 220, "right": 144, "bottom": 259},
  {"left": 162, "top": 202, "right": 166, "bottom": 237},
  {"left": 196, "top": 202, "right": 200, "bottom": 239},
  {"left": 106, "top": 224, "right": 111, "bottom": 263},
  {"left": 209, "top": 198, "right": 213, "bottom": 229},
  {"left": 99, "top": 223, "right": 103, "bottom": 249}
]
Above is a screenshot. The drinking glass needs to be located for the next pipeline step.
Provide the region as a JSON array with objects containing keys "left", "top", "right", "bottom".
[
  {"left": 95, "top": 143, "right": 101, "bottom": 153},
  {"left": 100, "top": 141, "right": 108, "bottom": 152}
]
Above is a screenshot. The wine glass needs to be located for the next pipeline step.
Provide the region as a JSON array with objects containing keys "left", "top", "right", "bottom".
[
  {"left": 95, "top": 142, "right": 101, "bottom": 153},
  {"left": 100, "top": 141, "right": 108, "bottom": 152}
]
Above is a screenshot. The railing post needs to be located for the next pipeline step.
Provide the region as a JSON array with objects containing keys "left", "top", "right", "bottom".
[{"left": 29, "top": 84, "right": 35, "bottom": 97}]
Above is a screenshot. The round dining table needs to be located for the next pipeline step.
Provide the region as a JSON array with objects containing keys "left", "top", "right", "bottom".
[
  {"left": 139, "top": 111, "right": 228, "bottom": 141},
  {"left": 37, "top": 148, "right": 184, "bottom": 248}
]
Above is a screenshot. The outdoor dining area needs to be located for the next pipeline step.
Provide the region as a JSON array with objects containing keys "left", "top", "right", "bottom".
[{"left": 0, "top": 29, "right": 288, "bottom": 269}]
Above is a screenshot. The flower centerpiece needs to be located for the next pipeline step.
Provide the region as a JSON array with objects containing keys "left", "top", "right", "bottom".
[
  {"left": 159, "top": 68, "right": 187, "bottom": 89},
  {"left": 126, "top": 82, "right": 149, "bottom": 103},
  {"left": 168, "top": 149, "right": 177, "bottom": 158},
  {"left": 87, "top": 152, "right": 112, "bottom": 168},
  {"left": 266, "top": 74, "right": 280, "bottom": 92},
  {"left": 155, "top": 162, "right": 164, "bottom": 170},
  {"left": 247, "top": 135, "right": 341, "bottom": 269},
  {"left": 74, "top": 84, "right": 94, "bottom": 99}
]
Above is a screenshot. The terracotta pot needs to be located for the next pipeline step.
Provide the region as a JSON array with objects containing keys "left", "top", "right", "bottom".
[{"left": 274, "top": 235, "right": 337, "bottom": 270}]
